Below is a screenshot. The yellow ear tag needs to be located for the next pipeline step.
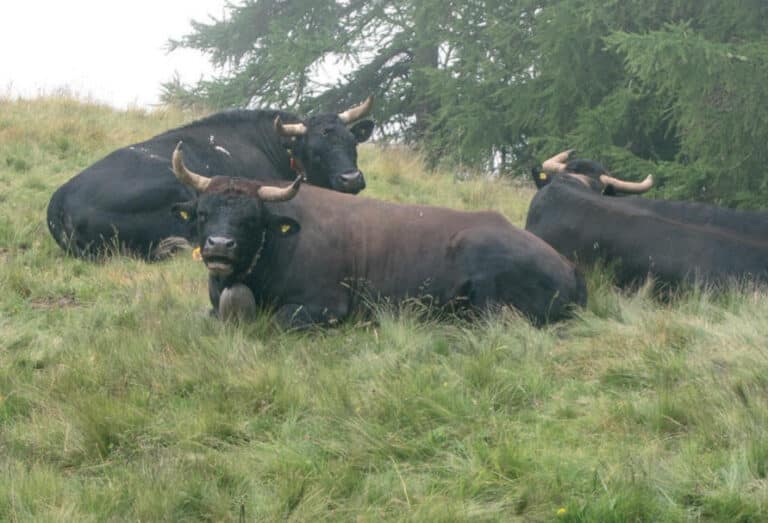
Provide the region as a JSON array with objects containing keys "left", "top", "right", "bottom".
[
  {"left": 280, "top": 224, "right": 292, "bottom": 234},
  {"left": 180, "top": 210, "right": 189, "bottom": 220},
  {"left": 192, "top": 246, "right": 202, "bottom": 261},
  {"left": 539, "top": 172, "right": 548, "bottom": 181}
]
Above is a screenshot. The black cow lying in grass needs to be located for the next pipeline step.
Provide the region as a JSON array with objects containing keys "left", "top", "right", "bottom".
[
  {"left": 526, "top": 150, "right": 768, "bottom": 286},
  {"left": 47, "top": 97, "right": 375, "bottom": 260},
  {"left": 170, "top": 144, "right": 587, "bottom": 326}
]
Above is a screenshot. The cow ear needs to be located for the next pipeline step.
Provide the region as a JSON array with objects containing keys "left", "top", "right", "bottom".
[
  {"left": 269, "top": 216, "right": 301, "bottom": 237},
  {"left": 531, "top": 167, "right": 551, "bottom": 189},
  {"left": 602, "top": 184, "right": 617, "bottom": 196},
  {"left": 349, "top": 120, "right": 374, "bottom": 143},
  {"left": 171, "top": 201, "right": 197, "bottom": 222}
]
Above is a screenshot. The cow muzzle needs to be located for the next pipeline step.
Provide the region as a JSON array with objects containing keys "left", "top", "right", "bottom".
[
  {"left": 332, "top": 170, "right": 366, "bottom": 194},
  {"left": 202, "top": 236, "right": 237, "bottom": 276}
]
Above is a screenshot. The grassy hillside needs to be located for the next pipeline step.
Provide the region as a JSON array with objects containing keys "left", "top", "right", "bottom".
[{"left": 2, "top": 96, "right": 768, "bottom": 522}]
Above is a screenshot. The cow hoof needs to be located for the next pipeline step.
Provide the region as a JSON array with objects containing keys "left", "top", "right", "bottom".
[{"left": 219, "top": 284, "right": 256, "bottom": 322}]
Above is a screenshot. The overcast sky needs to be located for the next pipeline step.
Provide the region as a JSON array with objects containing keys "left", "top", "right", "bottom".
[{"left": 0, "top": 1, "right": 226, "bottom": 109}]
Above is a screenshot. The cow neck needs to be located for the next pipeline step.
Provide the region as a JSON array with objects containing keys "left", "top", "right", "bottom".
[
  {"left": 239, "top": 227, "right": 286, "bottom": 298},
  {"left": 237, "top": 229, "right": 267, "bottom": 282}
]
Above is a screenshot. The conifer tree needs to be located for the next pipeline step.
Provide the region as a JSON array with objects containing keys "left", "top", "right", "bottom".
[{"left": 166, "top": 0, "right": 768, "bottom": 206}]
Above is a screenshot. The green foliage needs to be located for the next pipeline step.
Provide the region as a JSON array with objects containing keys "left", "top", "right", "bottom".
[
  {"left": 163, "top": 0, "right": 437, "bottom": 132},
  {"left": 167, "top": 0, "right": 768, "bottom": 207},
  {"left": 606, "top": 22, "right": 768, "bottom": 205}
]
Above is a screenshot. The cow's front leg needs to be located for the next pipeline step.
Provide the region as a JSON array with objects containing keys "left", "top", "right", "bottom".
[{"left": 218, "top": 283, "right": 257, "bottom": 322}]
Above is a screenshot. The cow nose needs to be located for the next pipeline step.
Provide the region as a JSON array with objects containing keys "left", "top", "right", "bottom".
[
  {"left": 205, "top": 236, "right": 237, "bottom": 250},
  {"left": 339, "top": 170, "right": 366, "bottom": 192},
  {"left": 340, "top": 170, "right": 363, "bottom": 182}
]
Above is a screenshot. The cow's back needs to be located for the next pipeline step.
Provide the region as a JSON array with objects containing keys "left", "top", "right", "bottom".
[
  {"left": 622, "top": 196, "right": 768, "bottom": 240},
  {"left": 526, "top": 181, "right": 768, "bottom": 285}
]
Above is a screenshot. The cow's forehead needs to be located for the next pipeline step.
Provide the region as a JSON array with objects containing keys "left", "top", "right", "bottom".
[
  {"left": 199, "top": 191, "right": 261, "bottom": 209},
  {"left": 566, "top": 159, "right": 609, "bottom": 177},
  {"left": 204, "top": 177, "right": 262, "bottom": 196},
  {"left": 304, "top": 113, "right": 344, "bottom": 128}
]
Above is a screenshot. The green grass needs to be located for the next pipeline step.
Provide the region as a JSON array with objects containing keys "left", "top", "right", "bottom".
[{"left": 2, "top": 95, "right": 768, "bottom": 521}]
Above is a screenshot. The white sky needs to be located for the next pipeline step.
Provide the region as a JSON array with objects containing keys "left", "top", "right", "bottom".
[{"left": 0, "top": 1, "right": 227, "bottom": 109}]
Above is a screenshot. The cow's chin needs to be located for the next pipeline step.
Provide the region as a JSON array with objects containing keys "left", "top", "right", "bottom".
[{"left": 204, "top": 258, "right": 235, "bottom": 277}]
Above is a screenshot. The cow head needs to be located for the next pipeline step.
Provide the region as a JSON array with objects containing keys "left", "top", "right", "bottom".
[
  {"left": 531, "top": 150, "right": 654, "bottom": 196},
  {"left": 170, "top": 143, "right": 301, "bottom": 279},
  {"left": 274, "top": 96, "right": 374, "bottom": 194}
]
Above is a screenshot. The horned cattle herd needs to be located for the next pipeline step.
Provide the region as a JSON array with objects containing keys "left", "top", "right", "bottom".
[{"left": 46, "top": 98, "right": 767, "bottom": 326}]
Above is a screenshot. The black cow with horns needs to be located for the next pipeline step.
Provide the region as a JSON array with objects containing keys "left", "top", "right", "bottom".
[
  {"left": 169, "top": 144, "right": 587, "bottom": 326},
  {"left": 526, "top": 150, "right": 768, "bottom": 286},
  {"left": 47, "top": 97, "right": 375, "bottom": 260}
]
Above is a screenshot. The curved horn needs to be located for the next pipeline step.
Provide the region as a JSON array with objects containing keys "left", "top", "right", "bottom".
[
  {"left": 338, "top": 95, "right": 374, "bottom": 124},
  {"left": 542, "top": 149, "right": 574, "bottom": 174},
  {"left": 172, "top": 142, "right": 211, "bottom": 192},
  {"left": 599, "top": 174, "right": 654, "bottom": 194},
  {"left": 256, "top": 176, "right": 302, "bottom": 202},
  {"left": 274, "top": 116, "right": 307, "bottom": 137}
]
